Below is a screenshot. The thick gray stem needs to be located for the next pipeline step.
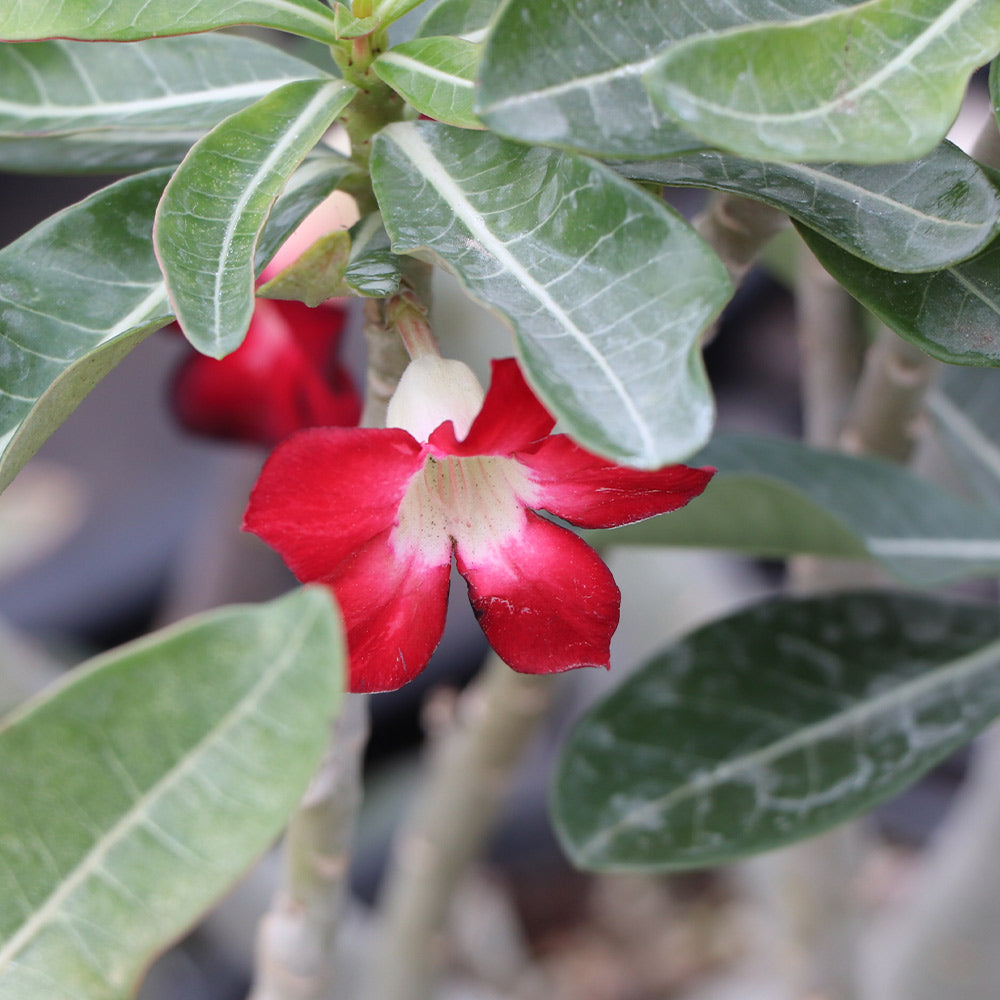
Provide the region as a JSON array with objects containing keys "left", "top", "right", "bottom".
[
  {"left": 249, "top": 697, "right": 369, "bottom": 1000},
  {"left": 839, "top": 328, "right": 936, "bottom": 464},
  {"left": 694, "top": 192, "right": 788, "bottom": 288},
  {"left": 796, "top": 242, "right": 866, "bottom": 449},
  {"left": 365, "top": 653, "right": 557, "bottom": 1000}
]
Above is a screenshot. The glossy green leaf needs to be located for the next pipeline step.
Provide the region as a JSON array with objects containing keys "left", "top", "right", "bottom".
[
  {"left": 417, "top": 0, "right": 499, "bottom": 39},
  {"left": 371, "top": 121, "right": 732, "bottom": 466},
  {"left": 0, "top": 36, "right": 330, "bottom": 174},
  {"left": 798, "top": 223, "right": 1000, "bottom": 366},
  {"left": 0, "top": 587, "right": 343, "bottom": 1000},
  {"left": 154, "top": 78, "right": 356, "bottom": 358},
  {"left": 476, "top": 0, "right": 859, "bottom": 158},
  {"left": 375, "top": 0, "right": 429, "bottom": 26},
  {"left": 602, "top": 433, "right": 1000, "bottom": 585},
  {"left": 621, "top": 142, "right": 1000, "bottom": 272},
  {"left": 344, "top": 214, "right": 405, "bottom": 297},
  {"left": 0, "top": 0, "right": 340, "bottom": 44},
  {"left": 0, "top": 170, "right": 173, "bottom": 494},
  {"left": 374, "top": 37, "right": 482, "bottom": 128},
  {"left": 646, "top": 0, "right": 1000, "bottom": 162},
  {"left": 0, "top": 155, "right": 346, "bottom": 497},
  {"left": 554, "top": 591, "right": 1000, "bottom": 871}
]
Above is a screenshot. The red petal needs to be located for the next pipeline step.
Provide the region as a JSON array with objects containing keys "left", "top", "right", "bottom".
[
  {"left": 456, "top": 511, "right": 620, "bottom": 674},
  {"left": 171, "top": 298, "right": 359, "bottom": 445},
  {"left": 330, "top": 529, "right": 451, "bottom": 692},
  {"left": 429, "top": 357, "right": 554, "bottom": 457},
  {"left": 243, "top": 427, "right": 425, "bottom": 581},
  {"left": 245, "top": 428, "right": 452, "bottom": 691},
  {"left": 520, "top": 434, "right": 715, "bottom": 528}
]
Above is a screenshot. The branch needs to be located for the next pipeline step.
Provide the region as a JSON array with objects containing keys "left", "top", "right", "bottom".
[
  {"left": 249, "top": 696, "right": 369, "bottom": 1000},
  {"left": 693, "top": 192, "right": 788, "bottom": 288},
  {"left": 364, "top": 652, "right": 558, "bottom": 1000}
]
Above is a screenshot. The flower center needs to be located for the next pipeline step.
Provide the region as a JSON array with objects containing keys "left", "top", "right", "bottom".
[{"left": 392, "top": 454, "right": 537, "bottom": 565}]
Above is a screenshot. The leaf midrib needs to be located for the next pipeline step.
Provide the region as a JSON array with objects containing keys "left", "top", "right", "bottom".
[
  {"left": 0, "top": 77, "right": 321, "bottom": 125},
  {"left": 0, "top": 604, "right": 321, "bottom": 973},
  {"left": 579, "top": 630, "right": 1000, "bottom": 862},
  {"left": 383, "top": 123, "right": 657, "bottom": 460},
  {"left": 664, "top": 0, "right": 983, "bottom": 127}
]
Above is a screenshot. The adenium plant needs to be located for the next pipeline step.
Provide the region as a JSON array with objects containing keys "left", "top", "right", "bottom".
[{"left": 3, "top": 1, "right": 1000, "bottom": 998}]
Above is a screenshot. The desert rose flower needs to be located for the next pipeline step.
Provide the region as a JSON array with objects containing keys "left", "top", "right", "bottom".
[
  {"left": 170, "top": 295, "right": 360, "bottom": 445},
  {"left": 244, "top": 356, "right": 714, "bottom": 692}
]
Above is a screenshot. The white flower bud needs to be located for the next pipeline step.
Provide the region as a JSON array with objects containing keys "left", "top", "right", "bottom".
[{"left": 386, "top": 356, "right": 485, "bottom": 442}]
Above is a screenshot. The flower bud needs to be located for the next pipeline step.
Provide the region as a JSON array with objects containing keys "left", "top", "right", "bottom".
[{"left": 386, "top": 356, "right": 485, "bottom": 443}]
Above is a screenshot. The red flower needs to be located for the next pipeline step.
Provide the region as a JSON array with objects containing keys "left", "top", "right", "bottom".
[
  {"left": 243, "top": 356, "right": 713, "bottom": 692},
  {"left": 170, "top": 296, "right": 361, "bottom": 445}
]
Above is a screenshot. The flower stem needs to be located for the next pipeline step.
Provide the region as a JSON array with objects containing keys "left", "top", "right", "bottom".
[
  {"left": 364, "top": 652, "right": 559, "bottom": 1000},
  {"left": 386, "top": 289, "right": 440, "bottom": 361}
]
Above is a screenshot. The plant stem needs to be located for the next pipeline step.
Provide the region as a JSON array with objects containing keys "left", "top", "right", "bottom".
[
  {"left": 838, "top": 327, "right": 936, "bottom": 463},
  {"left": 364, "top": 652, "right": 559, "bottom": 1000},
  {"left": 796, "top": 242, "right": 866, "bottom": 449},
  {"left": 871, "top": 725, "right": 1000, "bottom": 1000},
  {"left": 693, "top": 192, "right": 788, "bottom": 288},
  {"left": 248, "top": 696, "right": 369, "bottom": 1000},
  {"left": 361, "top": 298, "right": 411, "bottom": 428},
  {"left": 387, "top": 289, "right": 440, "bottom": 361}
]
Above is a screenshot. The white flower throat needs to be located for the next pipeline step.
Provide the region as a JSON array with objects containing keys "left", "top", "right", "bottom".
[
  {"left": 386, "top": 356, "right": 538, "bottom": 565},
  {"left": 393, "top": 453, "right": 536, "bottom": 565}
]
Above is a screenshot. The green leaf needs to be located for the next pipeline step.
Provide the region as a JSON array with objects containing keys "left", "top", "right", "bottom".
[
  {"left": 0, "top": 170, "right": 173, "bottom": 494},
  {"left": 0, "top": 0, "right": 340, "bottom": 44},
  {"left": 620, "top": 142, "right": 1000, "bottom": 272},
  {"left": 374, "top": 0, "right": 428, "bottom": 27},
  {"left": 554, "top": 591, "right": 1000, "bottom": 872},
  {"left": 416, "top": 0, "right": 499, "bottom": 39},
  {"left": 602, "top": 433, "right": 1000, "bottom": 585},
  {"left": 344, "top": 214, "right": 405, "bottom": 297},
  {"left": 646, "top": 0, "right": 1000, "bottom": 163},
  {"left": 0, "top": 153, "right": 351, "bottom": 496},
  {"left": 374, "top": 37, "right": 483, "bottom": 128},
  {"left": 475, "top": 0, "right": 859, "bottom": 158},
  {"left": 0, "top": 36, "right": 331, "bottom": 174},
  {"left": 154, "top": 78, "right": 356, "bottom": 358},
  {"left": 371, "top": 121, "right": 732, "bottom": 466},
  {"left": 798, "top": 222, "right": 1000, "bottom": 366},
  {"left": 476, "top": 0, "right": 701, "bottom": 157},
  {"left": 333, "top": 3, "right": 382, "bottom": 38},
  {"left": 0, "top": 587, "right": 343, "bottom": 1000}
]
